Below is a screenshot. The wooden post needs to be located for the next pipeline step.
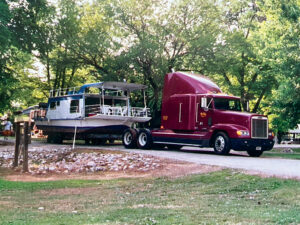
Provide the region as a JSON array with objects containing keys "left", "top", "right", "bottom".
[
  {"left": 13, "top": 122, "right": 21, "bottom": 167},
  {"left": 23, "top": 122, "right": 29, "bottom": 172}
]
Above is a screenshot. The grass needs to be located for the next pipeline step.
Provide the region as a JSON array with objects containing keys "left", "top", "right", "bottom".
[
  {"left": 0, "top": 170, "right": 300, "bottom": 224},
  {"left": 263, "top": 148, "right": 300, "bottom": 160}
]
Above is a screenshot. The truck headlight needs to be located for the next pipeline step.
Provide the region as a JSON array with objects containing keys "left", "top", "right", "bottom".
[{"left": 237, "top": 130, "right": 249, "bottom": 136}]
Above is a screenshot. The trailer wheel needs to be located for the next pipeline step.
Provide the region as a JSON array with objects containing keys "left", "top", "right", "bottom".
[
  {"left": 91, "top": 138, "right": 107, "bottom": 145},
  {"left": 247, "top": 149, "right": 263, "bottom": 157},
  {"left": 47, "top": 133, "right": 53, "bottom": 143},
  {"left": 137, "top": 129, "right": 152, "bottom": 149},
  {"left": 47, "top": 133, "right": 63, "bottom": 144},
  {"left": 213, "top": 132, "right": 230, "bottom": 155},
  {"left": 122, "top": 128, "right": 137, "bottom": 149}
]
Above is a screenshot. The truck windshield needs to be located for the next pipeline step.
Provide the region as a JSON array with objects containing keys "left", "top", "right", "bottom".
[{"left": 214, "top": 98, "right": 241, "bottom": 111}]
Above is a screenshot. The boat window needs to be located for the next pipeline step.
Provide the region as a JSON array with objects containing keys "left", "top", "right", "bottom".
[
  {"left": 50, "top": 102, "right": 56, "bottom": 110},
  {"left": 57, "top": 101, "right": 60, "bottom": 106},
  {"left": 70, "top": 100, "right": 80, "bottom": 113}
]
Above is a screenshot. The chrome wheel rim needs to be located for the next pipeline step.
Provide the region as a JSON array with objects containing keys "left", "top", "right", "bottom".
[
  {"left": 124, "top": 132, "right": 132, "bottom": 145},
  {"left": 215, "top": 136, "right": 225, "bottom": 152},
  {"left": 139, "top": 133, "right": 147, "bottom": 146}
]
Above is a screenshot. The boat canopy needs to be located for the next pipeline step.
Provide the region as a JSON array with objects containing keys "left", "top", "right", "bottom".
[{"left": 77, "top": 82, "right": 147, "bottom": 94}]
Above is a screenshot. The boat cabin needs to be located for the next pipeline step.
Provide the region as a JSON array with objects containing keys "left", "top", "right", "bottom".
[{"left": 46, "top": 82, "right": 150, "bottom": 120}]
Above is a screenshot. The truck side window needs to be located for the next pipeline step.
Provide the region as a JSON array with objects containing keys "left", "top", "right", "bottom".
[
  {"left": 70, "top": 100, "right": 80, "bottom": 113},
  {"left": 214, "top": 98, "right": 241, "bottom": 111},
  {"left": 207, "top": 98, "right": 213, "bottom": 109}
]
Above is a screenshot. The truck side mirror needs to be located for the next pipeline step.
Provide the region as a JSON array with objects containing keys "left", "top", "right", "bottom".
[{"left": 201, "top": 97, "right": 207, "bottom": 108}]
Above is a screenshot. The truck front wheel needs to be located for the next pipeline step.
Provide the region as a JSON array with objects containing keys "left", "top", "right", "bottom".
[
  {"left": 137, "top": 129, "right": 152, "bottom": 149},
  {"left": 122, "top": 128, "right": 137, "bottom": 149},
  {"left": 213, "top": 132, "right": 230, "bottom": 155}
]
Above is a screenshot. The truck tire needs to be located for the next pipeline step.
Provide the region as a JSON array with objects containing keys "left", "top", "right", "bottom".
[
  {"left": 247, "top": 149, "right": 263, "bottom": 157},
  {"left": 137, "top": 129, "right": 152, "bottom": 149},
  {"left": 122, "top": 128, "right": 137, "bottom": 149},
  {"left": 213, "top": 132, "right": 230, "bottom": 155}
]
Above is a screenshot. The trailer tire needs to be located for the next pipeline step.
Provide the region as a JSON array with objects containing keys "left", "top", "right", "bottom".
[
  {"left": 47, "top": 133, "right": 63, "bottom": 144},
  {"left": 47, "top": 133, "right": 53, "bottom": 143},
  {"left": 213, "top": 132, "right": 230, "bottom": 155},
  {"left": 122, "top": 128, "right": 137, "bottom": 149},
  {"left": 137, "top": 129, "right": 152, "bottom": 149},
  {"left": 247, "top": 149, "right": 263, "bottom": 157},
  {"left": 85, "top": 139, "right": 91, "bottom": 145},
  {"left": 92, "top": 138, "right": 107, "bottom": 145}
]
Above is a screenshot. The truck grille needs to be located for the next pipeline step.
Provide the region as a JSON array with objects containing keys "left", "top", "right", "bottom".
[{"left": 251, "top": 117, "right": 268, "bottom": 139}]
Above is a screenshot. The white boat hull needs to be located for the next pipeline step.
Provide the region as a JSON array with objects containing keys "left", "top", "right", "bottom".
[{"left": 35, "top": 115, "right": 151, "bottom": 135}]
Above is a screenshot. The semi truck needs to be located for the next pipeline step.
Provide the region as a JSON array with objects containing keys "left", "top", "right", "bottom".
[{"left": 122, "top": 71, "right": 274, "bottom": 157}]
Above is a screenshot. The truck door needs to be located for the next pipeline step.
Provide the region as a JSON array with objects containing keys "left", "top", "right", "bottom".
[{"left": 197, "top": 97, "right": 213, "bottom": 132}]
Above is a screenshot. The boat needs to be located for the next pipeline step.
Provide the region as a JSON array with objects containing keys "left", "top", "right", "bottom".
[{"left": 34, "top": 82, "right": 151, "bottom": 144}]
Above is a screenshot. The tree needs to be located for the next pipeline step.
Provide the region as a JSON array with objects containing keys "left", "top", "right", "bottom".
[
  {"left": 0, "top": 1, "right": 17, "bottom": 111},
  {"left": 203, "top": 0, "right": 278, "bottom": 113},
  {"left": 111, "top": 0, "right": 220, "bottom": 125},
  {"left": 261, "top": 0, "right": 300, "bottom": 134}
]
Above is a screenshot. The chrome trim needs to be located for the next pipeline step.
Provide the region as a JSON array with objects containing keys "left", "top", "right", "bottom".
[
  {"left": 153, "top": 132, "right": 205, "bottom": 137},
  {"left": 251, "top": 116, "right": 268, "bottom": 139},
  {"left": 179, "top": 103, "right": 182, "bottom": 122}
]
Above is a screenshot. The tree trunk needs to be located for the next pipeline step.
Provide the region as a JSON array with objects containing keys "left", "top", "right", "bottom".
[{"left": 251, "top": 86, "right": 268, "bottom": 113}]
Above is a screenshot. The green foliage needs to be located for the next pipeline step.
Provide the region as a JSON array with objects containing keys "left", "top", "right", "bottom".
[
  {"left": 270, "top": 79, "right": 300, "bottom": 132},
  {"left": 0, "top": 1, "right": 11, "bottom": 53},
  {"left": 0, "top": 0, "right": 298, "bottom": 130}
]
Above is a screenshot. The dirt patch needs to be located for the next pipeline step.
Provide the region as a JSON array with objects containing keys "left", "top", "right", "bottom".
[
  {"left": 38, "top": 187, "right": 99, "bottom": 196},
  {"left": 150, "top": 160, "right": 221, "bottom": 178},
  {"left": 4, "top": 160, "right": 221, "bottom": 182}
]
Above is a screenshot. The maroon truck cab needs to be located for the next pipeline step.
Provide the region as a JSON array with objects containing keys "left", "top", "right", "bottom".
[{"left": 123, "top": 72, "right": 274, "bottom": 157}]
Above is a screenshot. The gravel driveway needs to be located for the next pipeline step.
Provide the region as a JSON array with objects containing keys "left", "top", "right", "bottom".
[
  {"left": 97, "top": 145, "right": 300, "bottom": 180},
  {"left": 3, "top": 140, "right": 300, "bottom": 180}
]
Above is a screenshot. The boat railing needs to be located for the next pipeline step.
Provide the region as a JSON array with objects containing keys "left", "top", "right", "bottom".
[
  {"left": 131, "top": 107, "right": 151, "bottom": 117},
  {"left": 49, "top": 87, "right": 81, "bottom": 97},
  {"left": 85, "top": 104, "right": 150, "bottom": 118}
]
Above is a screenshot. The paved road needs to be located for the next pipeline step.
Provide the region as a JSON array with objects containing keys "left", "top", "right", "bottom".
[{"left": 97, "top": 145, "right": 300, "bottom": 180}]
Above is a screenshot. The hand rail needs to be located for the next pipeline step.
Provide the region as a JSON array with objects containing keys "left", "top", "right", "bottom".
[{"left": 85, "top": 104, "right": 150, "bottom": 118}]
